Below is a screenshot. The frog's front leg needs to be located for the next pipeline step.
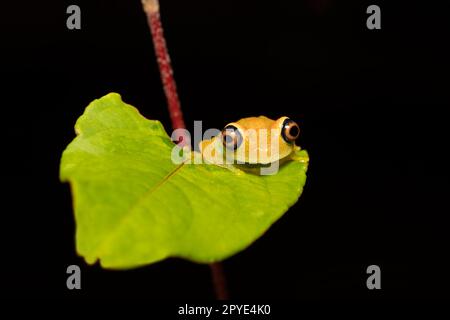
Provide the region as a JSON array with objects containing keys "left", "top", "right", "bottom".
[
  {"left": 216, "top": 163, "right": 245, "bottom": 175},
  {"left": 288, "top": 147, "right": 309, "bottom": 168},
  {"left": 199, "top": 152, "right": 245, "bottom": 175},
  {"left": 197, "top": 139, "right": 245, "bottom": 175}
]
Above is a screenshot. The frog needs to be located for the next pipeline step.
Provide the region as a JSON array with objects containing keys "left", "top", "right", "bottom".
[{"left": 198, "top": 116, "right": 304, "bottom": 175}]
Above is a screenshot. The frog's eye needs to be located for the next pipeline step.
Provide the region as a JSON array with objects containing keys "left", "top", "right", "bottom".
[
  {"left": 222, "top": 125, "right": 243, "bottom": 150},
  {"left": 281, "top": 118, "right": 300, "bottom": 143}
]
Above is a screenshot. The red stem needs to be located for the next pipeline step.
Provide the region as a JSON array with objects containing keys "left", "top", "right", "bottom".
[
  {"left": 210, "top": 263, "right": 229, "bottom": 300},
  {"left": 142, "top": 0, "right": 185, "bottom": 132},
  {"left": 142, "top": 0, "right": 228, "bottom": 300}
]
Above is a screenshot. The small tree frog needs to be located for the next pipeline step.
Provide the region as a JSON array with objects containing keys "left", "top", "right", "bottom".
[{"left": 199, "top": 116, "right": 305, "bottom": 174}]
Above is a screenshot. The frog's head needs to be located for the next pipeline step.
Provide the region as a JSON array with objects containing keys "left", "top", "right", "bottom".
[{"left": 217, "top": 116, "right": 300, "bottom": 164}]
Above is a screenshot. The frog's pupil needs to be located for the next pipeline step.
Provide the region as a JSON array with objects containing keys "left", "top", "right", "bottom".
[
  {"left": 222, "top": 125, "right": 242, "bottom": 150},
  {"left": 289, "top": 125, "right": 299, "bottom": 138},
  {"left": 224, "top": 133, "right": 235, "bottom": 144}
]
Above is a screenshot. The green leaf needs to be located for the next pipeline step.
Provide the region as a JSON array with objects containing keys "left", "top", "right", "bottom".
[{"left": 60, "top": 93, "right": 309, "bottom": 269}]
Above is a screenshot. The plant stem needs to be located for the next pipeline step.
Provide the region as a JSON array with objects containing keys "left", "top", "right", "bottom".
[
  {"left": 142, "top": 0, "right": 185, "bottom": 133},
  {"left": 141, "top": 0, "right": 228, "bottom": 300},
  {"left": 210, "top": 263, "right": 229, "bottom": 300}
]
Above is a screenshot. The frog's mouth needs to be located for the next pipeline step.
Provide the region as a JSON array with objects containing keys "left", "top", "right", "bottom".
[
  {"left": 235, "top": 162, "right": 272, "bottom": 169},
  {"left": 233, "top": 156, "right": 293, "bottom": 175},
  {"left": 235, "top": 156, "right": 290, "bottom": 167}
]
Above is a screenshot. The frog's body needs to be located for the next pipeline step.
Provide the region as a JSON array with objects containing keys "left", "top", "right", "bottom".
[{"left": 199, "top": 116, "right": 301, "bottom": 173}]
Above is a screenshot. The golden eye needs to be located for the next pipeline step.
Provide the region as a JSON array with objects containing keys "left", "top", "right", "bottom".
[
  {"left": 281, "top": 118, "right": 300, "bottom": 142},
  {"left": 222, "top": 125, "right": 243, "bottom": 150}
]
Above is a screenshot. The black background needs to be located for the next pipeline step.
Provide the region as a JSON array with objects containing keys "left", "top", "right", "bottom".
[{"left": 2, "top": 0, "right": 449, "bottom": 300}]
